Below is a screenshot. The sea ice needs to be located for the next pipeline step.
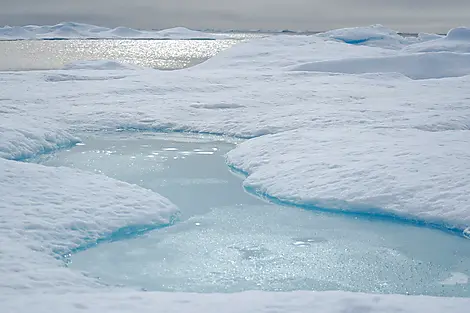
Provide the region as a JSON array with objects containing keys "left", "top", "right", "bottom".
[
  {"left": 1, "top": 22, "right": 470, "bottom": 312},
  {"left": 292, "top": 52, "right": 470, "bottom": 79},
  {"left": 404, "top": 26, "right": 470, "bottom": 53},
  {"left": 0, "top": 22, "right": 226, "bottom": 40}
]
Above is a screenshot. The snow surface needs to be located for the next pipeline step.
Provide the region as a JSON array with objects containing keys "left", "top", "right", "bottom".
[
  {"left": 292, "top": 52, "right": 470, "bottom": 79},
  {"left": 0, "top": 22, "right": 225, "bottom": 40},
  {"left": 2, "top": 23, "right": 470, "bottom": 311},
  {"left": 227, "top": 127, "right": 470, "bottom": 230},
  {"left": 3, "top": 291, "right": 470, "bottom": 313},
  {"left": 0, "top": 158, "right": 177, "bottom": 293},
  {"left": 404, "top": 27, "right": 470, "bottom": 53},
  {"left": 317, "top": 24, "right": 417, "bottom": 49}
]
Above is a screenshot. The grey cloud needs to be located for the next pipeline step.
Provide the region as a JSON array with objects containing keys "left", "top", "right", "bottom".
[{"left": 0, "top": 0, "right": 469, "bottom": 32}]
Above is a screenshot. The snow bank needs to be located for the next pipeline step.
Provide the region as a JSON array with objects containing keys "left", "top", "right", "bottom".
[
  {"left": 292, "top": 52, "right": 470, "bottom": 79},
  {"left": 0, "top": 157, "right": 177, "bottom": 292},
  {"left": 0, "top": 22, "right": 225, "bottom": 40},
  {"left": 227, "top": 127, "right": 470, "bottom": 233},
  {"left": 405, "top": 26, "right": 470, "bottom": 53}
]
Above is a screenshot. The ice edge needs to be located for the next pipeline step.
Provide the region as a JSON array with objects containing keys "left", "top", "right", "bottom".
[{"left": 227, "top": 164, "right": 470, "bottom": 239}]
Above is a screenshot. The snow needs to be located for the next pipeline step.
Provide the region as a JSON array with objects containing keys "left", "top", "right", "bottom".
[
  {"left": 404, "top": 26, "right": 470, "bottom": 53},
  {"left": 0, "top": 22, "right": 225, "bottom": 40},
  {"left": 226, "top": 127, "right": 470, "bottom": 232},
  {"left": 0, "top": 157, "right": 177, "bottom": 293},
  {"left": 317, "top": 24, "right": 414, "bottom": 49},
  {"left": 292, "top": 52, "right": 470, "bottom": 79},
  {"left": 1, "top": 22, "right": 470, "bottom": 311},
  {"left": 3, "top": 291, "right": 470, "bottom": 313}
]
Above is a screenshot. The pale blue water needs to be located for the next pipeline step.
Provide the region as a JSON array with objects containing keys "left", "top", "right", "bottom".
[{"left": 32, "top": 132, "right": 470, "bottom": 296}]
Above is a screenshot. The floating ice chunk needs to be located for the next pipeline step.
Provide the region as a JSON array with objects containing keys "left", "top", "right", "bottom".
[{"left": 292, "top": 52, "right": 470, "bottom": 80}]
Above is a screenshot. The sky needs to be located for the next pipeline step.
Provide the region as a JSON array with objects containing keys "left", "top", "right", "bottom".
[{"left": 0, "top": 0, "right": 468, "bottom": 33}]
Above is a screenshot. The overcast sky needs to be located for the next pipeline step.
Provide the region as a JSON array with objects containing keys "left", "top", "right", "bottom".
[{"left": 0, "top": 0, "right": 468, "bottom": 33}]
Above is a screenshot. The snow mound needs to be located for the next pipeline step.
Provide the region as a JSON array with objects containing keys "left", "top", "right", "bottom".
[
  {"left": 317, "top": 24, "right": 413, "bottom": 49},
  {"left": 227, "top": 127, "right": 470, "bottom": 233},
  {"left": 0, "top": 158, "right": 177, "bottom": 291},
  {"left": 446, "top": 27, "right": 470, "bottom": 40},
  {"left": 404, "top": 27, "right": 470, "bottom": 53},
  {"left": 0, "top": 22, "right": 225, "bottom": 40},
  {"left": 292, "top": 52, "right": 470, "bottom": 79}
]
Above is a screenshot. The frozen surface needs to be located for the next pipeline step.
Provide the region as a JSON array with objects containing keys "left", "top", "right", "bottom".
[
  {"left": 2, "top": 23, "right": 470, "bottom": 312},
  {"left": 317, "top": 24, "right": 416, "bottom": 49},
  {"left": 292, "top": 52, "right": 470, "bottom": 79},
  {"left": 5, "top": 290, "right": 470, "bottom": 313},
  {"left": 0, "top": 22, "right": 227, "bottom": 40},
  {"left": 227, "top": 128, "right": 470, "bottom": 232},
  {"left": 0, "top": 157, "right": 176, "bottom": 293},
  {"left": 37, "top": 134, "right": 470, "bottom": 296},
  {"left": 404, "top": 27, "right": 470, "bottom": 53}
]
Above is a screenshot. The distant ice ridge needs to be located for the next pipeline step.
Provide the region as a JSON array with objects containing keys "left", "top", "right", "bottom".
[
  {"left": 318, "top": 24, "right": 417, "bottom": 49},
  {"left": 292, "top": 26, "right": 470, "bottom": 79},
  {"left": 0, "top": 22, "right": 225, "bottom": 40},
  {"left": 319, "top": 24, "right": 470, "bottom": 52}
]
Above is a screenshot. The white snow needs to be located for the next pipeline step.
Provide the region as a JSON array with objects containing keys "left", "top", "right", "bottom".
[
  {"left": 0, "top": 157, "right": 177, "bottom": 293},
  {"left": 292, "top": 52, "right": 470, "bottom": 79},
  {"left": 226, "top": 127, "right": 470, "bottom": 230},
  {"left": 0, "top": 22, "right": 225, "bottom": 40},
  {"left": 404, "top": 27, "right": 470, "bottom": 53},
  {"left": 1, "top": 23, "right": 470, "bottom": 312},
  {"left": 317, "top": 24, "right": 415, "bottom": 49},
  {"left": 3, "top": 291, "right": 470, "bottom": 313}
]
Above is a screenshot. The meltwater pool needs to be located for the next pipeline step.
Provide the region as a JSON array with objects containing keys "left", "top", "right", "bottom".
[{"left": 31, "top": 132, "right": 470, "bottom": 296}]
